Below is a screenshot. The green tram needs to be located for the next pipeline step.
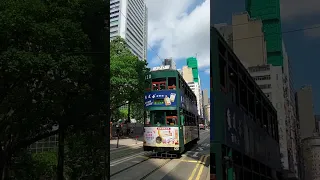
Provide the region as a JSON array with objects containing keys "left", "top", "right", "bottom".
[
  {"left": 211, "top": 27, "right": 283, "bottom": 180},
  {"left": 143, "top": 68, "right": 199, "bottom": 155}
]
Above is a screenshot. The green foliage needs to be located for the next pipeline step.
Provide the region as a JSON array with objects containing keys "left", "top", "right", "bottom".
[
  {"left": 110, "top": 36, "right": 150, "bottom": 112},
  {"left": 119, "top": 109, "right": 128, "bottom": 119},
  {"left": 64, "top": 127, "right": 105, "bottom": 179},
  {"left": 0, "top": 0, "right": 108, "bottom": 178},
  {"left": 11, "top": 151, "right": 57, "bottom": 180}
]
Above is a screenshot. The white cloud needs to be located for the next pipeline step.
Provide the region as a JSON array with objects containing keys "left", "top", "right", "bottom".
[
  {"left": 281, "top": 0, "right": 320, "bottom": 21},
  {"left": 204, "top": 69, "right": 210, "bottom": 74},
  {"left": 145, "top": 0, "right": 210, "bottom": 69}
]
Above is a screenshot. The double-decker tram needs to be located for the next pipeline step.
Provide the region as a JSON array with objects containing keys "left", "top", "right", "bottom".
[{"left": 143, "top": 67, "right": 199, "bottom": 156}]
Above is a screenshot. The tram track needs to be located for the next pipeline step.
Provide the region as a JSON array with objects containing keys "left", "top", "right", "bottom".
[
  {"left": 139, "top": 159, "right": 172, "bottom": 180},
  {"left": 110, "top": 152, "right": 176, "bottom": 178},
  {"left": 110, "top": 130, "right": 210, "bottom": 180}
]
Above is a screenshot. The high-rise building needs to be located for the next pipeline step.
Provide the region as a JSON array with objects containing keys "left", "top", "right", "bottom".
[
  {"left": 315, "top": 115, "right": 320, "bottom": 133},
  {"left": 110, "top": 0, "right": 148, "bottom": 60},
  {"left": 296, "top": 86, "right": 316, "bottom": 139},
  {"left": 245, "top": 0, "right": 283, "bottom": 66},
  {"left": 186, "top": 57, "right": 203, "bottom": 117},
  {"left": 202, "top": 89, "right": 210, "bottom": 124},
  {"left": 182, "top": 66, "right": 202, "bottom": 117},
  {"left": 162, "top": 58, "right": 176, "bottom": 70},
  {"left": 232, "top": 12, "right": 267, "bottom": 67},
  {"left": 186, "top": 57, "right": 199, "bottom": 83}
]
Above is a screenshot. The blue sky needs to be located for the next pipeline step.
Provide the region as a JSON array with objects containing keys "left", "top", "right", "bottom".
[
  {"left": 212, "top": 0, "right": 320, "bottom": 114},
  {"left": 145, "top": 0, "right": 210, "bottom": 96}
]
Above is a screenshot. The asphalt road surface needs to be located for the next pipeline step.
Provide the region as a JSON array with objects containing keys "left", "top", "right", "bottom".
[{"left": 110, "top": 129, "right": 210, "bottom": 180}]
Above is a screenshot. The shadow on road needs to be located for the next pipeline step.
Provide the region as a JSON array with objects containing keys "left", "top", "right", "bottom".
[{"left": 109, "top": 130, "right": 210, "bottom": 180}]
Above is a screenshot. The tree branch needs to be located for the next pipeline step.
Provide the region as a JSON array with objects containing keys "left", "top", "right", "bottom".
[{"left": 15, "top": 129, "right": 59, "bottom": 151}]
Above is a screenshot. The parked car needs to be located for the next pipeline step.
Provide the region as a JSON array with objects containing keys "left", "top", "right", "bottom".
[{"left": 199, "top": 123, "right": 205, "bottom": 130}]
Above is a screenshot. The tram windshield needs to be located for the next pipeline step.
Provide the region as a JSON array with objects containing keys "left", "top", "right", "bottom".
[{"left": 150, "top": 110, "right": 178, "bottom": 126}]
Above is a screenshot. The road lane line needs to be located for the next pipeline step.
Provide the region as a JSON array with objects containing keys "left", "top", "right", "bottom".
[
  {"left": 110, "top": 152, "right": 148, "bottom": 166},
  {"left": 195, "top": 155, "right": 209, "bottom": 180},
  {"left": 188, "top": 155, "right": 204, "bottom": 180}
]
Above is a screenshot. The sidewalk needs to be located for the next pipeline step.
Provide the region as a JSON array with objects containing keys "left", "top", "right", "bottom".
[
  {"left": 206, "top": 166, "right": 210, "bottom": 180},
  {"left": 110, "top": 136, "right": 144, "bottom": 150}
]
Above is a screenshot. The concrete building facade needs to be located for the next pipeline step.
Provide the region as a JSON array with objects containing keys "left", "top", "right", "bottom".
[
  {"left": 182, "top": 66, "right": 202, "bottom": 117},
  {"left": 295, "top": 86, "right": 316, "bottom": 139},
  {"left": 232, "top": 12, "right": 267, "bottom": 67},
  {"left": 301, "top": 135, "right": 320, "bottom": 180},
  {"left": 162, "top": 58, "right": 177, "bottom": 70},
  {"left": 110, "top": 0, "right": 148, "bottom": 60},
  {"left": 202, "top": 89, "right": 210, "bottom": 124}
]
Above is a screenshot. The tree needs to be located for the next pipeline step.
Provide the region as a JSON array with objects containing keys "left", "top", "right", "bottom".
[
  {"left": 110, "top": 37, "right": 149, "bottom": 114},
  {"left": 119, "top": 109, "right": 128, "bottom": 119},
  {"left": 10, "top": 150, "right": 58, "bottom": 180},
  {"left": 0, "top": 0, "right": 108, "bottom": 178}
]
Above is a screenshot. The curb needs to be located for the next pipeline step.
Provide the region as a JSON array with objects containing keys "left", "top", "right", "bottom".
[{"left": 206, "top": 166, "right": 210, "bottom": 180}]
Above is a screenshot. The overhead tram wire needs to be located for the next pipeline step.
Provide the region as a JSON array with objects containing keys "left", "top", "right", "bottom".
[
  {"left": 116, "top": 10, "right": 164, "bottom": 64},
  {"left": 116, "top": 10, "right": 210, "bottom": 71},
  {"left": 227, "top": 23, "right": 320, "bottom": 42}
]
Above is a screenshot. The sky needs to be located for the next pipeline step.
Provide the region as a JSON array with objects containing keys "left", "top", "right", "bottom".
[
  {"left": 144, "top": 0, "right": 320, "bottom": 114},
  {"left": 145, "top": 0, "right": 210, "bottom": 94},
  {"left": 212, "top": 0, "right": 320, "bottom": 114}
]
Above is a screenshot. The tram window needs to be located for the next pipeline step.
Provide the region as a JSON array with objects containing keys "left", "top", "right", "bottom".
[
  {"left": 248, "top": 90, "right": 255, "bottom": 116},
  {"left": 151, "top": 111, "right": 165, "bottom": 125},
  {"left": 165, "top": 110, "right": 177, "bottom": 125},
  {"left": 262, "top": 107, "right": 268, "bottom": 131},
  {"left": 253, "top": 173, "right": 260, "bottom": 180},
  {"left": 243, "top": 170, "right": 252, "bottom": 180},
  {"left": 230, "top": 83, "right": 236, "bottom": 103},
  {"left": 218, "top": 40, "right": 226, "bottom": 56},
  {"left": 243, "top": 155, "right": 251, "bottom": 169},
  {"left": 168, "top": 77, "right": 176, "bottom": 89},
  {"left": 239, "top": 80, "right": 248, "bottom": 110},
  {"left": 219, "top": 58, "right": 227, "bottom": 88},
  {"left": 256, "top": 100, "right": 262, "bottom": 125},
  {"left": 152, "top": 78, "right": 166, "bottom": 91},
  {"left": 166, "top": 116, "right": 177, "bottom": 125}
]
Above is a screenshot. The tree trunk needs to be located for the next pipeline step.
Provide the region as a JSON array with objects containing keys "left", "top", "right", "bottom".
[
  {"left": 127, "top": 101, "right": 131, "bottom": 123},
  {"left": 57, "top": 123, "right": 65, "bottom": 180},
  {"left": 0, "top": 149, "right": 10, "bottom": 180}
]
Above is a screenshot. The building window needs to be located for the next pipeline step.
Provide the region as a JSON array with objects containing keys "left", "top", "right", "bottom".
[
  {"left": 248, "top": 65, "right": 270, "bottom": 72},
  {"left": 259, "top": 84, "right": 271, "bottom": 89},
  {"left": 253, "top": 75, "right": 271, "bottom": 81}
]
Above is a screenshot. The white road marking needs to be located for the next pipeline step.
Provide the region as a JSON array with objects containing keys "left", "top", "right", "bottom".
[
  {"left": 110, "top": 152, "right": 147, "bottom": 166},
  {"left": 192, "top": 152, "right": 199, "bottom": 157},
  {"left": 196, "top": 147, "right": 204, "bottom": 151}
]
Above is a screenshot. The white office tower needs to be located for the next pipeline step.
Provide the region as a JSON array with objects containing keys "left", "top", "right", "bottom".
[
  {"left": 110, "top": 0, "right": 148, "bottom": 60},
  {"left": 182, "top": 66, "right": 203, "bottom": 117},
  {"left": 187, "top": 81, "right": 202, "bottom": 117},
  {"left": 162, "top": 58, "right": 177, "bottom": 70},
  {"left": 282, "top": 42, "right": 300, "bottom": 178}
]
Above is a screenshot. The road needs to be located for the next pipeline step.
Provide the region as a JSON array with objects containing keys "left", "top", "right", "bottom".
[{"left": 110, "top": 129, "right": 210, "bottom": 180}]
